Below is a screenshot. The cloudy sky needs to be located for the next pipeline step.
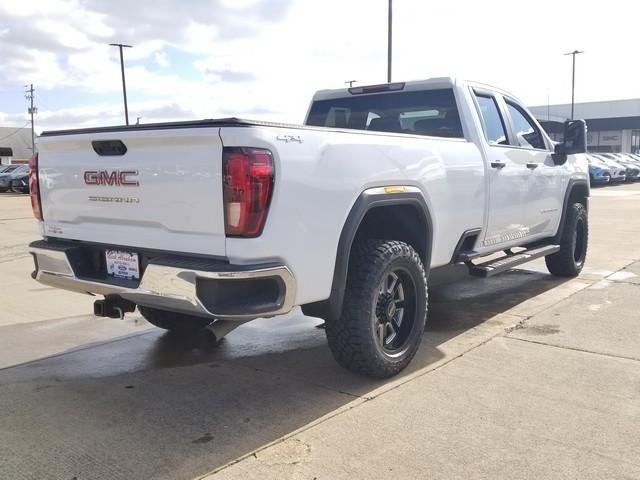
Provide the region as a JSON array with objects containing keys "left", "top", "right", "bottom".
[{"left": 1, "top": 0, "right": 640, "bottom": 132}]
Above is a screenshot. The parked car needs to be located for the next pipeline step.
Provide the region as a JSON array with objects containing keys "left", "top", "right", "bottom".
[
  {"left": 10, "top": 168, "right": 30, "bottom": 193},
  {"left": 592, "top": 154, "right": 626, "bottom": 182},
  {"left": 29, "top": 77, "right": 590, "bottom": 377},
  {"left": 618, "top": 153, "right": 639, "bottom": 162},
  {"left": 618, "top": 153, "right": 640, "bottom": 171},
  {"left": 618, "top": 160, "right": 640, "bottom": 181},
  {"left": 586, "top": 155, "right": 611, "bottom": 185},
  {"left": 0, "top": 165, "right": 27, "bottom": 192},
  {"left": 600, "top": 153, "right": 639, "bottom": 181}
]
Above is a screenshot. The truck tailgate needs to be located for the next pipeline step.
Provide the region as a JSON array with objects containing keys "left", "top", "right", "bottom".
[{"left": 37, "top": 128, "right": 226, "bottom": 256}]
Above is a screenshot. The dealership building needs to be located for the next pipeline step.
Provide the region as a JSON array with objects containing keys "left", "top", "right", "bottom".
[
  {"left": 529, "top": 99, "right": 640, "bottom": 154},
  {"left": 0, "top": 127, "right": 33, "bottom": 164}
]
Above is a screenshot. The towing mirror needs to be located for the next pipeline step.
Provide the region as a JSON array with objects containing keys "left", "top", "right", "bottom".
[{"left": 553, "top": 119, "right": 587, "bottom": 165}]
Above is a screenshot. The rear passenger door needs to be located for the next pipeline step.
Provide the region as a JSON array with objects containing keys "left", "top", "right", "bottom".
[{"left": 472, "top": 90, "right": 531, "bottom": 249}]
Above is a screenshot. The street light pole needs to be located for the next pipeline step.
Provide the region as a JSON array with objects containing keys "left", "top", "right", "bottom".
[
  {"left": 564, "top": 50, "right": 583, "bottom": 120},
  {"left": 109, "top": 43, "right": 132, "bottom": 125},
  {"left": 387, "top": 0, "right": 393, "bottom": 83}
]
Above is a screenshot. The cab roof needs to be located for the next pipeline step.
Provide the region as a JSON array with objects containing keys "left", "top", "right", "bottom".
[{"left": 311, "top": 77, "right": 523, "bottom": 106}]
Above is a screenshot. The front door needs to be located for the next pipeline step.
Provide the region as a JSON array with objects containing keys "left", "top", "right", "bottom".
[{"left": 503, "top": 99, "right": 564, "bottom": 238}]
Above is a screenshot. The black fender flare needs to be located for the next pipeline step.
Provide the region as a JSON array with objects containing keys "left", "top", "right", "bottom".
[
  {"left": 301, "top": 188, "right": 433, "bottom": 322},
  {"left": 553, "top": 178, "right": 590, "bottom": 242}
]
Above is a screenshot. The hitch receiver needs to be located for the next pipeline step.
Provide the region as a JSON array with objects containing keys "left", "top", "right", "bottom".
[{"left": 94, "top": 295, "right": 136, "bottom": 319}]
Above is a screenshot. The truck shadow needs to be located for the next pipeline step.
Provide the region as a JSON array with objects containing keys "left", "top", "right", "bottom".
[{"left": 0, "top": 268, "right": 568, "bottom": 480}]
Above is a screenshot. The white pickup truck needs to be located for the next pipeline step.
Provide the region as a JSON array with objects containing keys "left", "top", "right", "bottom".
[{"left": 29, "top": 77, "right": 589, "bottom": 377}]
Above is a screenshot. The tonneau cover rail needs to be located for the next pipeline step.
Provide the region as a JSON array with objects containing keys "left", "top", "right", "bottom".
[{"left": 39, "top": 117, "right": 301, "bottom": 137}]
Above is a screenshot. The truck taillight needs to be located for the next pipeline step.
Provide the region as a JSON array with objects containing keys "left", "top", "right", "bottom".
[
  {"left": 28, "top": 154, "right": 42, "bottom": 220},
  {"left": 222, "top": 147, "right": 274, "bottom": 237}
]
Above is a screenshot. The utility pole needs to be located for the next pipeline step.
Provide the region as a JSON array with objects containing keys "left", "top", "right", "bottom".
[
  {"left": 387, "top": 0, "right": 393, "bottom": 83},
  {"left": 345, "top": 80, "right": 357, "bottom": 88},
  {"left": 24, "top": 84, "right": 37, "bottom": 154},
  {"left": 564, "top": 50, "right": 583, "bottom": 120},
  {"left": 109, "top": 43, "right": 132, "bottom": 125}
]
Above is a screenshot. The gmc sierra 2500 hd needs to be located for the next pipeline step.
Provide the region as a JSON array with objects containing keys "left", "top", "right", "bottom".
[{"left": 28, "top": 78, "right": 589, "bottom": 377}]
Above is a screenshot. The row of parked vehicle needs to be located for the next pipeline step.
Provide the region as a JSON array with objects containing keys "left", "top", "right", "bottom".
[
  {"left": 2, "top": 151, "right": 637, "bottom": 196},
  {"left": 587, "top": 153, "right": 640, "bottom": 185},
  {"left": 0, "top": 164, "right": 29, "bottom": 194}
]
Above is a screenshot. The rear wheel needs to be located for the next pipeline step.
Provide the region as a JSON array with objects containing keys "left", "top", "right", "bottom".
[
  {"left": 325, "top": 239, "right": 428, "bottom": 378},
  {"left": 545, "top": 202, "right": 588, "bottom": 277},
  {"left": 138, "top": 306, "right": 211, "bottom": 332}
]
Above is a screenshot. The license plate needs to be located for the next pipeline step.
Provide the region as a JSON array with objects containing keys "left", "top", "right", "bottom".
[{"left": 105, "top": 250, "right": 140, "bottom": 280}]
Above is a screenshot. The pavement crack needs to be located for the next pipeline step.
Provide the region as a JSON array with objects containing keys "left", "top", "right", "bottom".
[
  {"left": 504, "top": 316, "right": 530, "bottom": 333},
  {"left": 505, "top": 336, "right": 640, "bottom": 363}
]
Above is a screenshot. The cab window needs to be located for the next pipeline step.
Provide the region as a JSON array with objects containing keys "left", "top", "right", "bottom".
[
  {"left": 307, "top": 89, "right": 464, "bottom": 139},
  {"left": 505, "top": 101, "right": 547, "bottom": 150}
]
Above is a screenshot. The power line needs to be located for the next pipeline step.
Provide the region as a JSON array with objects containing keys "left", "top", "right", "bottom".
[
  {"left": 33, "top": 91, "right": 52, "bottom": 113},
  {"left": 0, "top": 121, "right": 31, "bottom": 143}
]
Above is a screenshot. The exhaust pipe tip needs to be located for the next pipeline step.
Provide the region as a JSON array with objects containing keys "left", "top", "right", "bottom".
[
  {"left": 197, "top": 328, "right": 220, "bottom": 349},
  {"left": 198, "top": 319, "right": 250, "bottom": 349}
]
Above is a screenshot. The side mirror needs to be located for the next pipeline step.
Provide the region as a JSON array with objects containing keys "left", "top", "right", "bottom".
[{"left": 553, "top": 119, "right": 587, "bottom": 165}]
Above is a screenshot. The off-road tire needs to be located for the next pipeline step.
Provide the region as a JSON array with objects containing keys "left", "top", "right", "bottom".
[
  {"left": 325, "top": 239, "right": 428, "bottom": 378},
  {"left": 138, "top": 306, "right": 211, "bottom": 332},
  {"left": 545, "top": 202, "right": 588, "bottom": 277}
]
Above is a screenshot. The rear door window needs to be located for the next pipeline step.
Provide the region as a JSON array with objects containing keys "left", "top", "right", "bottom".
[
  {"left": 474, "top": 94, "right": 508, "bottom": 145},
  {"left": 307, "top": 88, "right": 464, "bottom": 139}
]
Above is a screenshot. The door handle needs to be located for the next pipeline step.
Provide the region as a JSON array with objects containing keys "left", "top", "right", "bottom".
[
  {"left": 491, "top": 161, "right": 506, "bottom": 169},
  {"left": 526, "top": 162, "right": 539, "bottom": 169}
]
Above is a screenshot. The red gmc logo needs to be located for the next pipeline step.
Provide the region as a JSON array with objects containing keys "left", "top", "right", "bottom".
[{"left": 84, "top": 170, "right": 139, "bottom": 186}]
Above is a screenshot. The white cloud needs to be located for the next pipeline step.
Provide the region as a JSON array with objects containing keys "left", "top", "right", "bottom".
[{"left": 154, "top": 51, "right": 170, "bottom": 68}]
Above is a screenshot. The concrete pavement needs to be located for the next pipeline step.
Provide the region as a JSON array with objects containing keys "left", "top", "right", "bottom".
[
  {"left": 0, "top": 184, "right": 638, "bottom": 480},
  {"left": 208, "top": 267, "right": 640, "bottom": 480}
]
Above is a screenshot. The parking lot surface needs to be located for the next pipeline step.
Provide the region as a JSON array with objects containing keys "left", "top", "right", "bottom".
[{"left": 1, "top": 184, "right": 639, "bottom": 480}]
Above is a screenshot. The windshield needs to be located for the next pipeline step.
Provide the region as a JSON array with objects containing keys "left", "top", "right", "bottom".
[{"left": 306, "top": 88, "right": 464, "bottom": 138}]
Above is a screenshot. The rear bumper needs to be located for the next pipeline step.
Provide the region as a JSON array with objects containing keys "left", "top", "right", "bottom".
[{"left": 30, "top": 240, "right": 296, "bottom": 321}]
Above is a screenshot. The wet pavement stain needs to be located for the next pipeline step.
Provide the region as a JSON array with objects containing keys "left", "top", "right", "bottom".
[
  {"left": 193, "top": 433, "right": 214, "bottom": 444},
  {"left": 524, "top": 324, "right": 561, "bottom": 336}
]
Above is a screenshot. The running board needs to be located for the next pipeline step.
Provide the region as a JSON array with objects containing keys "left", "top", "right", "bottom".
[{"left": 466, "top": 245, "right": 560, "bottom": 278}]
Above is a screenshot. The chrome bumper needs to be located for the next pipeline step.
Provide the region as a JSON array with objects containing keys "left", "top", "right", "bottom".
[{"left": 30, "top": 243, "right": 296, "bottom": 321}]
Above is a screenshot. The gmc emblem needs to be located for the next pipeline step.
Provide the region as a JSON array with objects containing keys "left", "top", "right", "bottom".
[{"left": 84, "top": 170, "right": 139, "bottom": 186}]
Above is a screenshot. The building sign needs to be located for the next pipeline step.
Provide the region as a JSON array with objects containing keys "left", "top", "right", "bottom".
[
  {"left": 586, "top": 130, "right": 622, "bottom": 150},
  {"left": 598, "top": 131, "right": 622, "bottom": 146}
]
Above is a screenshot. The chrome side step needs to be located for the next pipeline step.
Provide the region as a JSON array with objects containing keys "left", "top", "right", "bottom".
[{"left": 466, "top": 245, "right": 560, "bottom": 278}]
